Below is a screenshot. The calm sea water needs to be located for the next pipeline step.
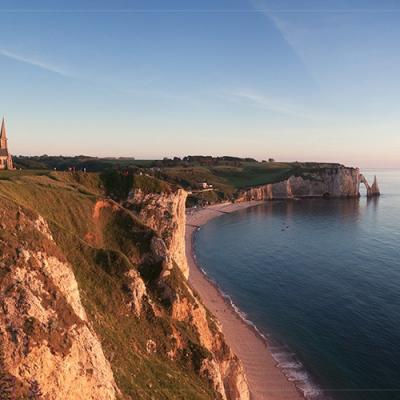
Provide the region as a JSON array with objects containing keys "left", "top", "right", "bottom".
[{"left": 194, "top": 170, "right": 400, "bottom": 400}]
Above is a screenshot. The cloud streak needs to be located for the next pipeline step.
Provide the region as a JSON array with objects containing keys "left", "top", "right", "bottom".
[
  {"left": 249, "top": 0, "right": 320, "bottom": 90},
  {"left": 0, "top": 49, "right": 71, "bottom": 77},
  {"left": 0, "top": 49, "right": 183, "bottom": 102},
  {"left": 226, "top": 89, "right": 316, "bottom": 119}
]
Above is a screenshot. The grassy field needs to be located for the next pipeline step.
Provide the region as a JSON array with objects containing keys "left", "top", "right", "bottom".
[
  {"left": 160, "top": 161, "right": 340, "bottom": 205},
  {"left": 206, "top": 162, "right": 295, "bottom": 188},
  {"left": 161, "top": 161, "right": 319, "bottom": 191}
]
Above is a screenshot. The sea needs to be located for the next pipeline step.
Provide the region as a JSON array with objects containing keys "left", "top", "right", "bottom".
[{"left": 194, "top": 169, "right": 400, "bottom": 400}]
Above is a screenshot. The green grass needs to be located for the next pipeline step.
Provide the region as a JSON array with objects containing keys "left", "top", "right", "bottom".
[
  {"left": 100, "top": 170, "right": 171, "bottom": 201},
  {"left": 160, "top": 162, "right": 295, "bottom": 205},
  {"left": 210, "top": 162, "right": 295, "bottom": 189},
  {"left": 160, "top": 166, "right": 233, "bottom": 195},
  {"left": 0, "top": 169, "right": 53, "bottom": 180},
  {"left": 0, "top": 176, "right": 102, "bottom": 243}
]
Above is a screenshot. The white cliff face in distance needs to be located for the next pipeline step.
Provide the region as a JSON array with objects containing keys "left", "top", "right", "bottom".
[{"left": 237, "top": 166, "right": 380, "bottom": 202}]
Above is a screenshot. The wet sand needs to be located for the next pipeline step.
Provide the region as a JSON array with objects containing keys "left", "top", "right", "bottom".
[{"left": 186, "top": 201, "right": 304, "bottom": 400}]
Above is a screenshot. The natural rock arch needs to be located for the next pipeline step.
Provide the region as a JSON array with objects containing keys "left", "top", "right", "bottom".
[{"left": 359, "top": 174, "right": 380, "bottom": 197}]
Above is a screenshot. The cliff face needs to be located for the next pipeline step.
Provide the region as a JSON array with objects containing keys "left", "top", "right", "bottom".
[
  {"left": 0, "top": 200, "right": 117, "bottom": 399},
  {"left": 237, "top": 166, "right": 362, "bottom": 201},
  {"left": 127, "top": 188, "right": 189, "bottom": 279},
  {"left": 127, "top": 188, "right": 250, "bottom": 400}
]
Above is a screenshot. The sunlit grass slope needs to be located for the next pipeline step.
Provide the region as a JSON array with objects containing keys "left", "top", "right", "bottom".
[{"left": 0, "top": 171, "right": 215, "bottom": 400}]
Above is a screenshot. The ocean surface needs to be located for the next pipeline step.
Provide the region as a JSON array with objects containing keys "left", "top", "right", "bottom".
[{"left": 194, "top": 169, "right": 400, "bottom": 400}]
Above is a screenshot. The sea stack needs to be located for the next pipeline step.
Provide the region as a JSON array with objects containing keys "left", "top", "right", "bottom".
[{"left": 368, "top": 175, "right": 380, "bottom": 197}]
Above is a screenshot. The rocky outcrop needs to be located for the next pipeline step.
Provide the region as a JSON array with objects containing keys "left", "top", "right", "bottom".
[
  {"left": 170, "top": 286, "right": 250, "bottom": 400},
  {"left": 125, "top": 268, "right": 148, "bottom": 317},
  {"left": 237, "top": 166, "right": 364, "bottom": 201},
  {"left": 369, "top": 176, "right": 380, "bottom": 197},
  {"left": 0, "top": 207, "right": 118, "bottom": 399},
  {"left": 127, "top": 188, "right": 189, "bottom": 278},
  {"left": 360, "top": 174, "right": 381, "bottom": 197},
  {"left": 127, "top": 187, "right": 250, "bottom": 400}
]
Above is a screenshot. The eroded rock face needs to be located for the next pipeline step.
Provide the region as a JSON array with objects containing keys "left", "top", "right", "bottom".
[
  {"left": 127, "top": 188, "right": 189, "bottom": 278},
  {"left": 125, "top": 268, "right": 148, "bottom": 317},
  {"left": 370, "top": 176, "right": 380, "bottom": 197},
  {"left": 0, "top": 210, "right": 118, "bottom": 400},
  {"left": 237, "top": 166, "right": 362, "bottom": 201},
  {"left": 168, "top": 281, "right": 250, "bottom": 400},
  {"left": 127, "top": 188, "right": 250, "bottom": 400},
  {"left": 200, "top": 358, "right": 227, "bottom": 400}
]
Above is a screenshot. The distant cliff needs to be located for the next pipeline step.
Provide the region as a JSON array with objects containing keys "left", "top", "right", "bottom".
[{"left": 237, "top": 166, "right": 380, "bottom": 202}]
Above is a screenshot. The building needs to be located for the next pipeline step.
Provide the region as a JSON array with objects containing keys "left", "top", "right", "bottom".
[{"left": 0, "top": 117, "right": 14, "bottom": 170}]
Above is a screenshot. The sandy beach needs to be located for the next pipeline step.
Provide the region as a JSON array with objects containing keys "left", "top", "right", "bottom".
[{"left": 186, "top": 201, "right": 304, "bottom": 400}]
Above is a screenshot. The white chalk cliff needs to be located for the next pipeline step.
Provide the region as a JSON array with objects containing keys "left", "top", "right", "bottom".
[{"left": 237, "top": 166, "right": 380, "bottom": 201}]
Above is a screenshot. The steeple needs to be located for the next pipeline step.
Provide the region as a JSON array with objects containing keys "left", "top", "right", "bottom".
[
  {"left": 0, "top": 116, "right": 14, "bottom": 170},
  {"left": 0, "top": 117, "right": 7, "bottom": 149}
]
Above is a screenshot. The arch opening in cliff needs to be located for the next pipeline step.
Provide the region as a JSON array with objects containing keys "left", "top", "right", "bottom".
[{"left": 359, "top": 178, "right": 367, "bottom": 197}]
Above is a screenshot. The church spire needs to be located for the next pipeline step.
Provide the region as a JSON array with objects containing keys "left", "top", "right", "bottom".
[
  {"left": 0, "top": 116, "right": 5, "bottom": 135},
  {"left": 0, "top": 117, "right": 7, "bottom": 148}
]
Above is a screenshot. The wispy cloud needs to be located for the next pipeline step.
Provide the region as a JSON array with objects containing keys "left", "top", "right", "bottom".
[
  {"left": 248, "top": 0, "right": 320, "bottom": 89},
  {"left": 249, "top": 0, "right": 301, "bottom": 47},
  {"left": 226, "top": 89, "right": 316, "bottom": 119},
  {"left": 0, "top": 48, "right": 186, "bottom": 102},
  {"left": 0, "top": 49, "right": 71, "bottom": 77}
]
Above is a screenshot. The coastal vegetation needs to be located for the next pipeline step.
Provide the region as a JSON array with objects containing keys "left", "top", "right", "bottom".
[{"left": 10, "top": 156, "right": 347, "bottom": 206}]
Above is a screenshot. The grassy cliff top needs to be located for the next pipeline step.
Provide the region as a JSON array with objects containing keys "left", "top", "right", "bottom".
[
  {"left": 157, "top": 161, "right": 348, "bottom": 205},
  {"left": 1, "top": 159, "right": 350, "bottom": 206}
]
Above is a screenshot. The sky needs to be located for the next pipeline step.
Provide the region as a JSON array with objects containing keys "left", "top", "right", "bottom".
[{"left": 0, "top": 0, "right": 399, "bottom": 167}]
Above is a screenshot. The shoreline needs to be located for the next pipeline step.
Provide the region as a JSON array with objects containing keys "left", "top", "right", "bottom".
[{"left": 186, "top": 201, "right": 305, "bottom": 400}]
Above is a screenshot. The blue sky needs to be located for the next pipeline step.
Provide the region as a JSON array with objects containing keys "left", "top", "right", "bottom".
[{"left": 0, "top": 0, "right": 399, "bottom": 166}]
